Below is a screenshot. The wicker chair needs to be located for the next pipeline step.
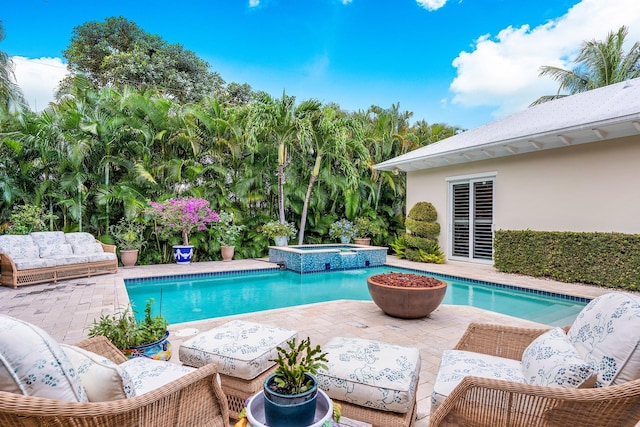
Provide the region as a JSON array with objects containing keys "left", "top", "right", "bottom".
[
  {"left": 0, "top": 336, "right": 229, "bottom": 427},
  {"left": 429, "top": 322, "right": 640, "bottom": 427}
]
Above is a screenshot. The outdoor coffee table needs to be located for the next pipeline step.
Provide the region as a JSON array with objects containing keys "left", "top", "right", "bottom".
[{"left": 244, "top": 388, "right": 372, "bottom": 427}]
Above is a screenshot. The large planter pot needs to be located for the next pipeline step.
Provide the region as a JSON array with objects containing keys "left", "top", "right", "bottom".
[
  {"left": 221, "top": 245, "right": 235, "bottom": 262},
  {"left": 119, "top": 249, "right": 139, "bottom": 268},
  {"left": 353, "top": 237, "right": 371, "bottom": 246},
  {"left": 173, "top": 245, "right": 194, "bottom": 264},
  {"left": 273, "top": 236, "right": 289, "bottom": 247},
  {"left": 367, "top": 272, "right": 447, "bottom": 319},
  {"left": 262, "top": 373, "right": 318, "bottom": 427},
  {"left": 122, "top": 330, "right": 172, "bottom": 361},
  {"left": 339, "top": 236, "right": 351, "bottom": 244},
  {"left": 247, "top": 389, "right": 332, "bottom": 427}
]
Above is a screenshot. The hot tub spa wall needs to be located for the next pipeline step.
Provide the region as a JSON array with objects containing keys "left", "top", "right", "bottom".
[{"left": 269, "top": 245, "right": 387, "bottom": 273}]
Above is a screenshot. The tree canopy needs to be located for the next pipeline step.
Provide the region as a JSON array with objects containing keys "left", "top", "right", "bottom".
[
  {"left": 532, "top": 26, "right": 640, "bottom": 105},
  {"left": 61, "top": 16, "right": 227, "bottom": 103}
]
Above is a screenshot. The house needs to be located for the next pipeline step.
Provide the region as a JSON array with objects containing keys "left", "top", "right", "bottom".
[{"left": 375, "top": 78, "right": 640, "bottom": 264}]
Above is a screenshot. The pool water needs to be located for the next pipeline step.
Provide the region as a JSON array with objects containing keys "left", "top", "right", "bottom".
[{"left": 125, "top": 266, "right": 587, "bottom": 326}]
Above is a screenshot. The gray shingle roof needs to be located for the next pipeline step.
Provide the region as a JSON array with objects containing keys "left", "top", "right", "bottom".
[{"left": 375, "top": 78, "right": 640, "bottom": 172}]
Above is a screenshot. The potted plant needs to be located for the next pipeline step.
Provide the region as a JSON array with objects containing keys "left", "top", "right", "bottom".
[
  {"left": 88, "top": 298, "right": 171, "bottom": 360},
  {"left": 353, "top": 217, "right": 382, "bottom": 246},
  {"left": 262, "top": 220, "right": 297, "bottom": 247},
  {"left": 146, "top": 197, "right": 219, "bottom": 264},
  {"left": 367, "top": 271, "right": 448, "bottom": 319},
  {"left": 215, "top": 211, "right": 244, "bottom": 261},
  {"left": 329, "top": 219, "right": 356, "bottom": 244},
  {"left": 110, "top": 217, "right": 145, "bottom": 267},
  {"left": 261, "top": 337, "right": 329, "bottom": 427}
]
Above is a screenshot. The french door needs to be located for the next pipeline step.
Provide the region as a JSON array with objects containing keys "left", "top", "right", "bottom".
[{"left": 449, "top": 177, "right": 494, "bottom": 262}]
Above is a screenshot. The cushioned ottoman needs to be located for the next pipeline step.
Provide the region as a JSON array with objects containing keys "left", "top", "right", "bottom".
[
  {"left": 178, "top": 320, "right": 297, "bottom": 418},
  {"left": 317, "top": 337, "right": 421, "bottom": 427}
]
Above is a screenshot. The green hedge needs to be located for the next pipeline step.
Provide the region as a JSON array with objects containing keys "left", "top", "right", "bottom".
[
  {"left": 494, "top": 230, "right": 640, "bottom": 290},
  {"left": 407, "top": 202, "right": 437, "bottom": 222}
]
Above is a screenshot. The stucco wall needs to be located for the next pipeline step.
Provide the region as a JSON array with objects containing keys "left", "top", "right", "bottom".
[{"left": 406, "top": 135, "right": 640, "bottom": 260}]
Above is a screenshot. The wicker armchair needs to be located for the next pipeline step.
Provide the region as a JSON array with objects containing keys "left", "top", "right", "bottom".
[
  {"left": 429, "top": 323, "right": 640, "bottom": 427},
  {"left": 0, "top": 336, "right": 229, "bottom": 427}
]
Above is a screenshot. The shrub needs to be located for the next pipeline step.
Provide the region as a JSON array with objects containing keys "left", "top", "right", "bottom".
[
  {"left": 405, "top": 219, "right": 440, "bottom": 239},
  {"left": 494, "top": 230, "right": 640, "bottom": 290},
  {"left": 4, "top": 204, "right": 58, "bottom": 235},
  {"left": 407, "top": 202, "right": 437, "bottom": 222}
]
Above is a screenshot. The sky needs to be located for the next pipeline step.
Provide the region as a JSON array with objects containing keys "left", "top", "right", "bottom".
[{"left": 2, "top": 0, "right": 640, "bottom": 129}]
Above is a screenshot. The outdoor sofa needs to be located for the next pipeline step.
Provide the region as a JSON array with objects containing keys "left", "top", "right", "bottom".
[
  {"left": 430, "top": 292, "right": 640, "bottom": 427},
  {"left": 0, "top": 315, "right": 229, "bottom": 426},
  {"left": 0, "top": 231, "right": 118, "bottom": 288}
]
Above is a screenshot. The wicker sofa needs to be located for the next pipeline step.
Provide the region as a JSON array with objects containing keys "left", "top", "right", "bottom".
[
  {"left": 430, "top": 292, "right": 640, "bottom": 427},
  {"left": 0, "top": 315, "right": 229, "bottom": 426},
  {"left": 0, "top": 231, "right": 118, "bottom": 288}
]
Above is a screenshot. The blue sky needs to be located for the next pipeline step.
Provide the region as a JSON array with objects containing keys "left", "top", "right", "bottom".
[{"left": 3, "top": 0, "right": 640, "bottom": 128}]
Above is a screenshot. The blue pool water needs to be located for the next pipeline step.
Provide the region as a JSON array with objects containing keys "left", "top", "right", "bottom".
[{"left": 125, "top": 266, "right": 587, "bottom": 326}]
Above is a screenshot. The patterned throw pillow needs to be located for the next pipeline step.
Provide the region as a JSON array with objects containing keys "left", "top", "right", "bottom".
[
  {"left": 0, "top": 315, "right": 87, "bottom": 402},
  {"left": 61, "top": 344, "right": 136, "bottom": 401},
  {"left": 522, "top": 327, "right": 596, "bottom": 388}
]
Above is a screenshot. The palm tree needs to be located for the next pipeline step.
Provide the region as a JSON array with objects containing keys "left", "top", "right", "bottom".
[
  {"left": 297, "top": 106, "right": 366, "bottom": 244},
  {"left": 532, "top": 26, "right": 640, "bottom": 105},
  {"left": 248, "top": 91, "right": 317, "bottom": 224},
  {"left": 0, "top": 21, "right": 26, "bottom": 113}
]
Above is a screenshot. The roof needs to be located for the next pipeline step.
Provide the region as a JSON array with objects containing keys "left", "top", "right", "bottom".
[{"left": 374, "top": 78, "right": 640, "bottom": 172}]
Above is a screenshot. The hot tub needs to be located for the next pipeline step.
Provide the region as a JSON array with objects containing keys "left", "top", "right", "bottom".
[{"left": 268, "top": 244, "right": 387, "bottom": 273}]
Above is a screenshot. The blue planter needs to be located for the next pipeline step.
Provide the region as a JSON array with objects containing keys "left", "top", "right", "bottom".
[
  {"left": 263, "top": 373, "right": 318, "bottom": 427},
  {"left": 173, "top": 245, "right": 194, "bottom": 264},
  {"left": 123, "top": 330, "right": 172, "bottom": 361}
]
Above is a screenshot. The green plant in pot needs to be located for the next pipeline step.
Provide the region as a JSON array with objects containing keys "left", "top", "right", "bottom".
[
  {"left": 262, "top": 220, "right": 297, "bottom": 247},
  {"left": 353, "top": 217, "right": 383, "bottom": 245},
  {"left": 110, "top": 217, "right": 145, "bottom": 267},
  {"left": 88, "top": 298, "right": 171, "bottom": 360},
  {"left": 263, "top": 337, "right": 328, "bottom": 427}
]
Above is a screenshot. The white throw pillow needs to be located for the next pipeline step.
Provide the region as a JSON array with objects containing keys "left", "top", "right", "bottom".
[
  {"left": 0, "top": 315, "right": 87, "bottom": 402},
  {"left": 522, "top": 327, "right": 596, "bottom": 388},
  {"left": 61, "top": 344, "right": 136, "bottom": 401}
]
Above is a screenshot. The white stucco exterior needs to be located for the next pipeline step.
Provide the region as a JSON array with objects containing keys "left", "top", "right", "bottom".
[{"left": 407, "top": 135, "right": 640, "bottom": 261}]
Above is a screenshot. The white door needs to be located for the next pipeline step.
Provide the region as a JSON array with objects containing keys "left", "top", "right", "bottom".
[{"left": 450, "top": 178, "right": 494, "bottom": 262}]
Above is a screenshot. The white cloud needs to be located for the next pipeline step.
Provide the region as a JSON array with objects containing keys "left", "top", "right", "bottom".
[
  {"left": 249, "top": 0, "right": 260, "bottom": 7},
  {"left": 449, "top": 0, "right": 640, "bottom": 119},
  {"left": 342, "top": 0, "right": 353, "bottom": 4},
  {"left": 12, "top": 56, "right": 69, "bottom": 111},
  {"left": 416, "top": 0, "right": 448, "bottom": 11}
]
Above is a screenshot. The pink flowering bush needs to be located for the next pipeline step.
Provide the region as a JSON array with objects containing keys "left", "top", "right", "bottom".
[{"left": 147, "top": 198, "right": 219, "bottom": 245}]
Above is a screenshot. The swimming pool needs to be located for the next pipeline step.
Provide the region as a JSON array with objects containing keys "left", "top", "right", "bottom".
[{"left": 125, "top": 266, "right": 587, "bottom": 326}]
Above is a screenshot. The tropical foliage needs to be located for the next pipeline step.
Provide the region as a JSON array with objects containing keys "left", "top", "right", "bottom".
[
  {"left": 532, "top": 26, "right": 640, "bottom": 105},
  {"left": 0, "top": 18, "right": 460, "bottom": 264}
]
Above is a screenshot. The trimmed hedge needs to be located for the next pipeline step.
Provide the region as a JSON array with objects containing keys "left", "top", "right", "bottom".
[
  {"left": 407, "top": 202, "right": 437, "bottom": 222},
  {"left": 405, "top": 219, "right": 440, "bottom": 239},
  {"left": 494, "top": 230, "right": 640, "bottom": 290}
]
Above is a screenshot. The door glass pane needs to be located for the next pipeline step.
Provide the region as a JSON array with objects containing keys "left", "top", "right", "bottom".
[
  {"left": 452, "top": 183, "right": 470, "bottom": 257},
  {"left": 473, "top": 181, "right": 493, "bottom": 260}
]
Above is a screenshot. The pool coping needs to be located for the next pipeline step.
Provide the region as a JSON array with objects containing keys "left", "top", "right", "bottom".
[{"left": 124, "top": 263, "right": 592, "bottom": 305}]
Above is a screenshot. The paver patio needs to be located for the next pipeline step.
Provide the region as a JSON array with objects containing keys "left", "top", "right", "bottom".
[{"left": 0, "top": 256, "right": 613, "bottom": 426}]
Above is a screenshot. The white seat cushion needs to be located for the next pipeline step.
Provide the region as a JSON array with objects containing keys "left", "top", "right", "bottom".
[
  {"left": 0, "top": 315, "right": 87, "bottom": 402},
  {"left": 179, "top": 320, "right": 297, "bottom": 380},
  {"left": 317, "top": 337, "right": 421, "bottom": 414},
  {"left": 86, "top": 252, "right": 117, "bottom": 262},
  {"left": 567, "top": 292, "right": 640, "bottom": 387},
  {"left": 0, "top": 235, "right": 39, "bottom": 259},
  {"left": 431, "top": 349, "right": 526, "bottom": 411},
  {"left": 521, "top": 327, "right": 596, "bottom": 388},
  {"left": 120, "top": 357, "right": 195, "bottom": 395},
  {"left": 47, "top": 254, "right": 90, "bottom": 266},
  {"left": 61, "top": 344, "right": 136, "bottom": 401},
  {"left": 14, "top": 258, "right": 58, "bottom": 270}
]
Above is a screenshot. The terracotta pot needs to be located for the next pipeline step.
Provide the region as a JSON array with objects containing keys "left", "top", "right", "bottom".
[
  {"left": 120, "top": 249, "right": 139, "bottom": 268},
  {"left": 221, "top": 245, "right": 235, "bottom": 262},
  {"left": 353, "top": 237, "right": 371, "bottom": 246},
  {"left": 367, "top": 274, "right": 447, "bottom": 319}
]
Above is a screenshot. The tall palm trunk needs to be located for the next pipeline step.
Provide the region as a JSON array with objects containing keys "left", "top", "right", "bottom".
[{"left": 298, "top": 154, "right": 322, "bottom": 244}]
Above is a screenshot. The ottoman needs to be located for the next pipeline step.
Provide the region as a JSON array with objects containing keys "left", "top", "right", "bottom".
[
  {"left": 317, "top": 337, "right": 421, "bottom": 427},
  {"left": 179, "top": 320, "right": 297, "bottom": 418}
]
